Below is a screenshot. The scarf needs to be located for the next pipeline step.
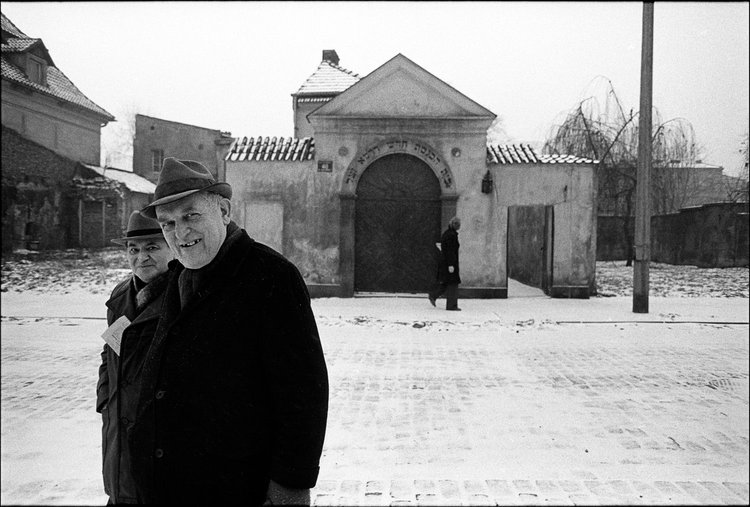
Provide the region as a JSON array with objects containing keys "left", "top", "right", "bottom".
[
  {"left": 134, "top": 271, "right": 170, "bottom": 312},
  {"left": 177, "top": 221, "right": 243, "bottom": 309}
]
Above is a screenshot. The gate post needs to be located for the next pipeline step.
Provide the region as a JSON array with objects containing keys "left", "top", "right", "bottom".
[{"left": 338, "top": 193, "right": 356, "bottom": 297}]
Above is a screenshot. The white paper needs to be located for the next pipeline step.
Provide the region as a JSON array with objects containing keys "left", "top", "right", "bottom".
[{"left": 101, "top": 315, "right": 130, "bottom": 356}]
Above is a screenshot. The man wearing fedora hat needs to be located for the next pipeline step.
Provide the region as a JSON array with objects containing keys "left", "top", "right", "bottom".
[
  {"left": 129, "top": 158, "right": 328, "bottom": 505},
  {"left": 97, "top": 211, "right": 174, "bottom": 504}
]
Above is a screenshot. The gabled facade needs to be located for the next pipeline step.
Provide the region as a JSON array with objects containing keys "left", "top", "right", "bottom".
[
  {"left": 1, "top": 13, "right": 114, "bottom": 165},
  {"left": 226, "top": 51, "right": 598, "bottom": 298}
]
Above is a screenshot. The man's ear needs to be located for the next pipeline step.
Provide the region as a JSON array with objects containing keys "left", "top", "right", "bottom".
[{"left": 219, "top": 198, "right": 232, "bottom": 225}]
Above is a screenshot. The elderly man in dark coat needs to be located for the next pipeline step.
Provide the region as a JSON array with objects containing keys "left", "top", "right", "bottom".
[
  {"left": 129, "top": 158, "right": 329, "bottom": 506},
  {"left": 428, "top": 216, "right": 462, "bottom": 311},
  {"left": 97, "top": 211, "right": 173, "bottom": 504}
]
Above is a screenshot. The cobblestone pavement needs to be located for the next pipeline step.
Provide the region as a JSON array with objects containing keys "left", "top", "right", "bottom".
[{"left": 1, "top": 297, "right": 748, "bottom": 505}]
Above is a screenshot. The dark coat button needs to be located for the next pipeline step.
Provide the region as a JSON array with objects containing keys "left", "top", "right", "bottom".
[
  {"left": 120, "top": 417, "right": 129, "bottom": 426},
  {"left": 155, "top": 390, "right": 166, "bottom": 400},
  {"left": 155, "top": 448, "right": 164, "bottom": 458}
]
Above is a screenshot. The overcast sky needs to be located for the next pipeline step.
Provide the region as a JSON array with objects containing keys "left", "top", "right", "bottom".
[{"left": 3, "top": 1, "right": 748, "bottom": 175}]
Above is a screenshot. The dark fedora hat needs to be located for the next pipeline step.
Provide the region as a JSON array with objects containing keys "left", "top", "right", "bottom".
[
  {"left": 140, "top": 157, "right": 232, "bottom": 218},
  {"left": 112, "top": 211, "right": 165, "bottom": 245}
]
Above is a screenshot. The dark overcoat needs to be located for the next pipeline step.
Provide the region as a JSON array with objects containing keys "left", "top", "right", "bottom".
[
  {"left": 437, "top": 226, "right": 461, "bottom": 285},
  {"left": 96, "top": 273, "right": 167, "bottom": 503},
  {"left": 129, "top": 228, "right": 329, "bottom": 505}
]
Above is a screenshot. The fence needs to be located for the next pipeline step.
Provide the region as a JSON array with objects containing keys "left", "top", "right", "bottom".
[{"left": 597, "top": 202, "right": 749, "bottom": 267}]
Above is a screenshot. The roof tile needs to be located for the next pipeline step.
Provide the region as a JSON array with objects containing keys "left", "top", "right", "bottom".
[
  {"left": 487, "top": 144, "right": 597, "bottom": 165},
  {"left": 226, "top": 136, "right": 315, "bottom": 162}
]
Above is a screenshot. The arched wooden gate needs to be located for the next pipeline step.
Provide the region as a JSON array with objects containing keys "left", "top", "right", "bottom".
[{"left": 354, "top": 153, "right": 442, "bottom": 293}]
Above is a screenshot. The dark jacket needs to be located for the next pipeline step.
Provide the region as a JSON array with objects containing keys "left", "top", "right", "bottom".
[
  {"left": 129, "top": 226, "right": 329, "bottom": 505},
  {"left": 437, "top": 226, "right": 461, "bottom": 285},
  {"left": 96, "top": 272, "right": 168, "bottom": 503}
]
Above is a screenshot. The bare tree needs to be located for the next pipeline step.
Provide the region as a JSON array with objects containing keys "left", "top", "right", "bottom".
[
  {"left": 722, "top": 131, "right": 749, "bottom": 203},
  {"left": 486, "top": 116, "right": 511, "bottom": 145},
  {"left": 101, "top": 103, "right": 141, "bottom": 170},
  {"left": 543, "top": 77, "right": 707, "bottom": 264}
]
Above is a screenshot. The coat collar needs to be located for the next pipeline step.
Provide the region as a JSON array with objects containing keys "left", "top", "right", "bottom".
[
  {"left": 160, "top": 227, "right": 256, "bottom": 328},
  {"left": 106, "top": 276, "right": 165, "bottom": 326}
]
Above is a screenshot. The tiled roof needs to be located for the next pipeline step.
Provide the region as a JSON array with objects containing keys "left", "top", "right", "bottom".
[
  {"left": 1, "top": 13, "right": 27, "bottom": 38},
  {"left": 82, "top": 164, "right": 156, "bottom": 194},
  {"left": 487, "top": 144, "right": 598, "bottom": 165},
  {"left": 295, "top": 60, "right": 360, "bottom": 96},
  {"left": 1, "top": 37, "right": 41, "bottom": 53},
  {"left": 226, "top": 136, "right": 315, "bottom": 162},
  {"left": 1, "top": 14, "right": 114, "bottom": 121}
]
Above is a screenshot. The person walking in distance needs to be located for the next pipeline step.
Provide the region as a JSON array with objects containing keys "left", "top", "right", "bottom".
[
  {"left": 129, "top": 158, "right": 329, "bottom": 506},
  {"left": 97, "top": 211, "right": 174, "bottom": 504},
  {"left": 428, "top": 216, "right": 462, "bottom": 311}
]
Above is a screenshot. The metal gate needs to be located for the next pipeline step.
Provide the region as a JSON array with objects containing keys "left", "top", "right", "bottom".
[{"left": 354, "top": 154, "right": 441, "bottom": 293}]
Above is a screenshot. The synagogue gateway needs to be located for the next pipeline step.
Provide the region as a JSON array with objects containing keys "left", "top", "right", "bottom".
[{"left": 224, "top": 51, "right": 597, "bottom": 299}]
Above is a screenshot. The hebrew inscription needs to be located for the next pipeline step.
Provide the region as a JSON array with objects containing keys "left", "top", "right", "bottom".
[{"left": 345, "top": 139, "right": 453, "bottom": 189}]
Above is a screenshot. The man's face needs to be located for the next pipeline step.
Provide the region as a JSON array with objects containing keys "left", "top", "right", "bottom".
[
  {"left": 126, "top": 238, "right": 172, "bottom": 283},
  {"left": 155, "top": 192, "right": 230, "bottom": 269}
]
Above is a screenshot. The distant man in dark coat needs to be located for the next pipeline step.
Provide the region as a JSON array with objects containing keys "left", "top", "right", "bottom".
[
  {"left": 97, "top": 211, "right": 173, "bottom": 504},
  {"left": 428, "top": 216, "right": 462, "bottom": 311},
  {"left": 129, "top": 158, "right": 329, "bottom": 506}
]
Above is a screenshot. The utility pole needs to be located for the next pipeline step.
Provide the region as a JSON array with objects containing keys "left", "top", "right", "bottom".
[{"left": 633, "top": 1, "right": 654, "bottom": 313}]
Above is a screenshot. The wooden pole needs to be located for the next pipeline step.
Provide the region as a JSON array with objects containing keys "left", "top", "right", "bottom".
[
  {"left": 101, "top": 200, "right": 106, "bottom": 248},
  {"left": 633, "top": 2, "right": 654, "bottom": 313}
]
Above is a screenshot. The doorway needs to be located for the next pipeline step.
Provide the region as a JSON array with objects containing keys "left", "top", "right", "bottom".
[
  {"left": 507, "top": 205, "right": 554, "bottom": 296},
  {"left": 354, "top": 154, "right": 442, "bottom": 293}
]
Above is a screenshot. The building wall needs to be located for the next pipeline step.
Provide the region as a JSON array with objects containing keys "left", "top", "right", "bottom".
[
  {"left": 492, "top": 164, "right": 597, "bottom": 297},
  {"left": 133, "top": 114, "right": 232, "bottom": 183},
  {"left": 599, "top": 203, "right": 749, "bottom": 267},
  {"left": 293, "top": 100, "right": 324, "bottom": 139},
  {"left": 226, "top": 159, "right": 338, "bottom": 283},
  {"left": 1, "top": 125, "right": 78, "bottom": 251},
  {"left": 1, "top": 81, "right": 103, "bottom": 165},
  {"left": 227, "top": 133, "right": 597, "bottom": 297}
]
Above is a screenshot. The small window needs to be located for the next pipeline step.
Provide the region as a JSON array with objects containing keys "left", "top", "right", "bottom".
[
  {"left": 27, "top": 55, "right": 45, "bottom": 85},
  {"left": 151, "top": 149, "right": 164, "bottom": 172}
]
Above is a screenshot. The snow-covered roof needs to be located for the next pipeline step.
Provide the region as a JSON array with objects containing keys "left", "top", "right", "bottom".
[
  {"left": 487, "top": 144, "right": 598, "bottom": 165},
  {"left": 226, "top": 136, "right": 315, "bottom": 162},
  {"left": 294, "top": 59, "right": 360, "bottom": 97},
  {"left": 82, "top": 164, "right": 156, "bottom": 194}
]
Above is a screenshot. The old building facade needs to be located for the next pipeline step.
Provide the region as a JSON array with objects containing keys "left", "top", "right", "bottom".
[
  {"left": 132, "top": 114, "right": 234, "bottom": 184},
  {"left": 1, "top": 13, "right": 158, "bottom": 251},
  {"left": 226, "top": 52, "right": 598, "bottom": 298}
]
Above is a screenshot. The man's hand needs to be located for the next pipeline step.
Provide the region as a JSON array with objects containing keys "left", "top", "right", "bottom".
[
  {"left": 264, "top": 480, "right": 311, "bottom": 505},
  {"left": 448, "top": 266, "right": 455, "bottom": 273}
]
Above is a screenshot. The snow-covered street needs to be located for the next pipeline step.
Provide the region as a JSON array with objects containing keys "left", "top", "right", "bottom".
[{"left": 2, "top": 285, "right": 748, "bottom": 505}]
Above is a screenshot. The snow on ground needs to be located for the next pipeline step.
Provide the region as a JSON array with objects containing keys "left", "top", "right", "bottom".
[
  {"left": 1, "top": 249, "right": 748, "bottom": 505},
  {"left": 2, "top": 248, "right": 748, "bottom": 298}
]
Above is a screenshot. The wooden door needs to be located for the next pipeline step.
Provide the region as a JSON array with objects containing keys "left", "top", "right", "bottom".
[{"left": 355, "top": 154, "right": 441, "bottom": 293}]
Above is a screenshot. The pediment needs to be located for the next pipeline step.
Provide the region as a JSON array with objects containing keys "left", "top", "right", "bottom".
[{"left": 310, "top": 54, "right": 494, "bottom": 119}]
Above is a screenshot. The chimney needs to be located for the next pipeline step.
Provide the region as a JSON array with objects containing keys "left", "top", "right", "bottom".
[{"left": 322, "top": 49, "right": 339, "bottom": 65}]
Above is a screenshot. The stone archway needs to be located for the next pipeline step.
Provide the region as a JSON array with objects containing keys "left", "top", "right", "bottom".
[
  {"left": 354, "top": 153, "right": 441, "bottom": 293},
  {"left": 338, "top": 138, "right": 458, "bottom": 296}
]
